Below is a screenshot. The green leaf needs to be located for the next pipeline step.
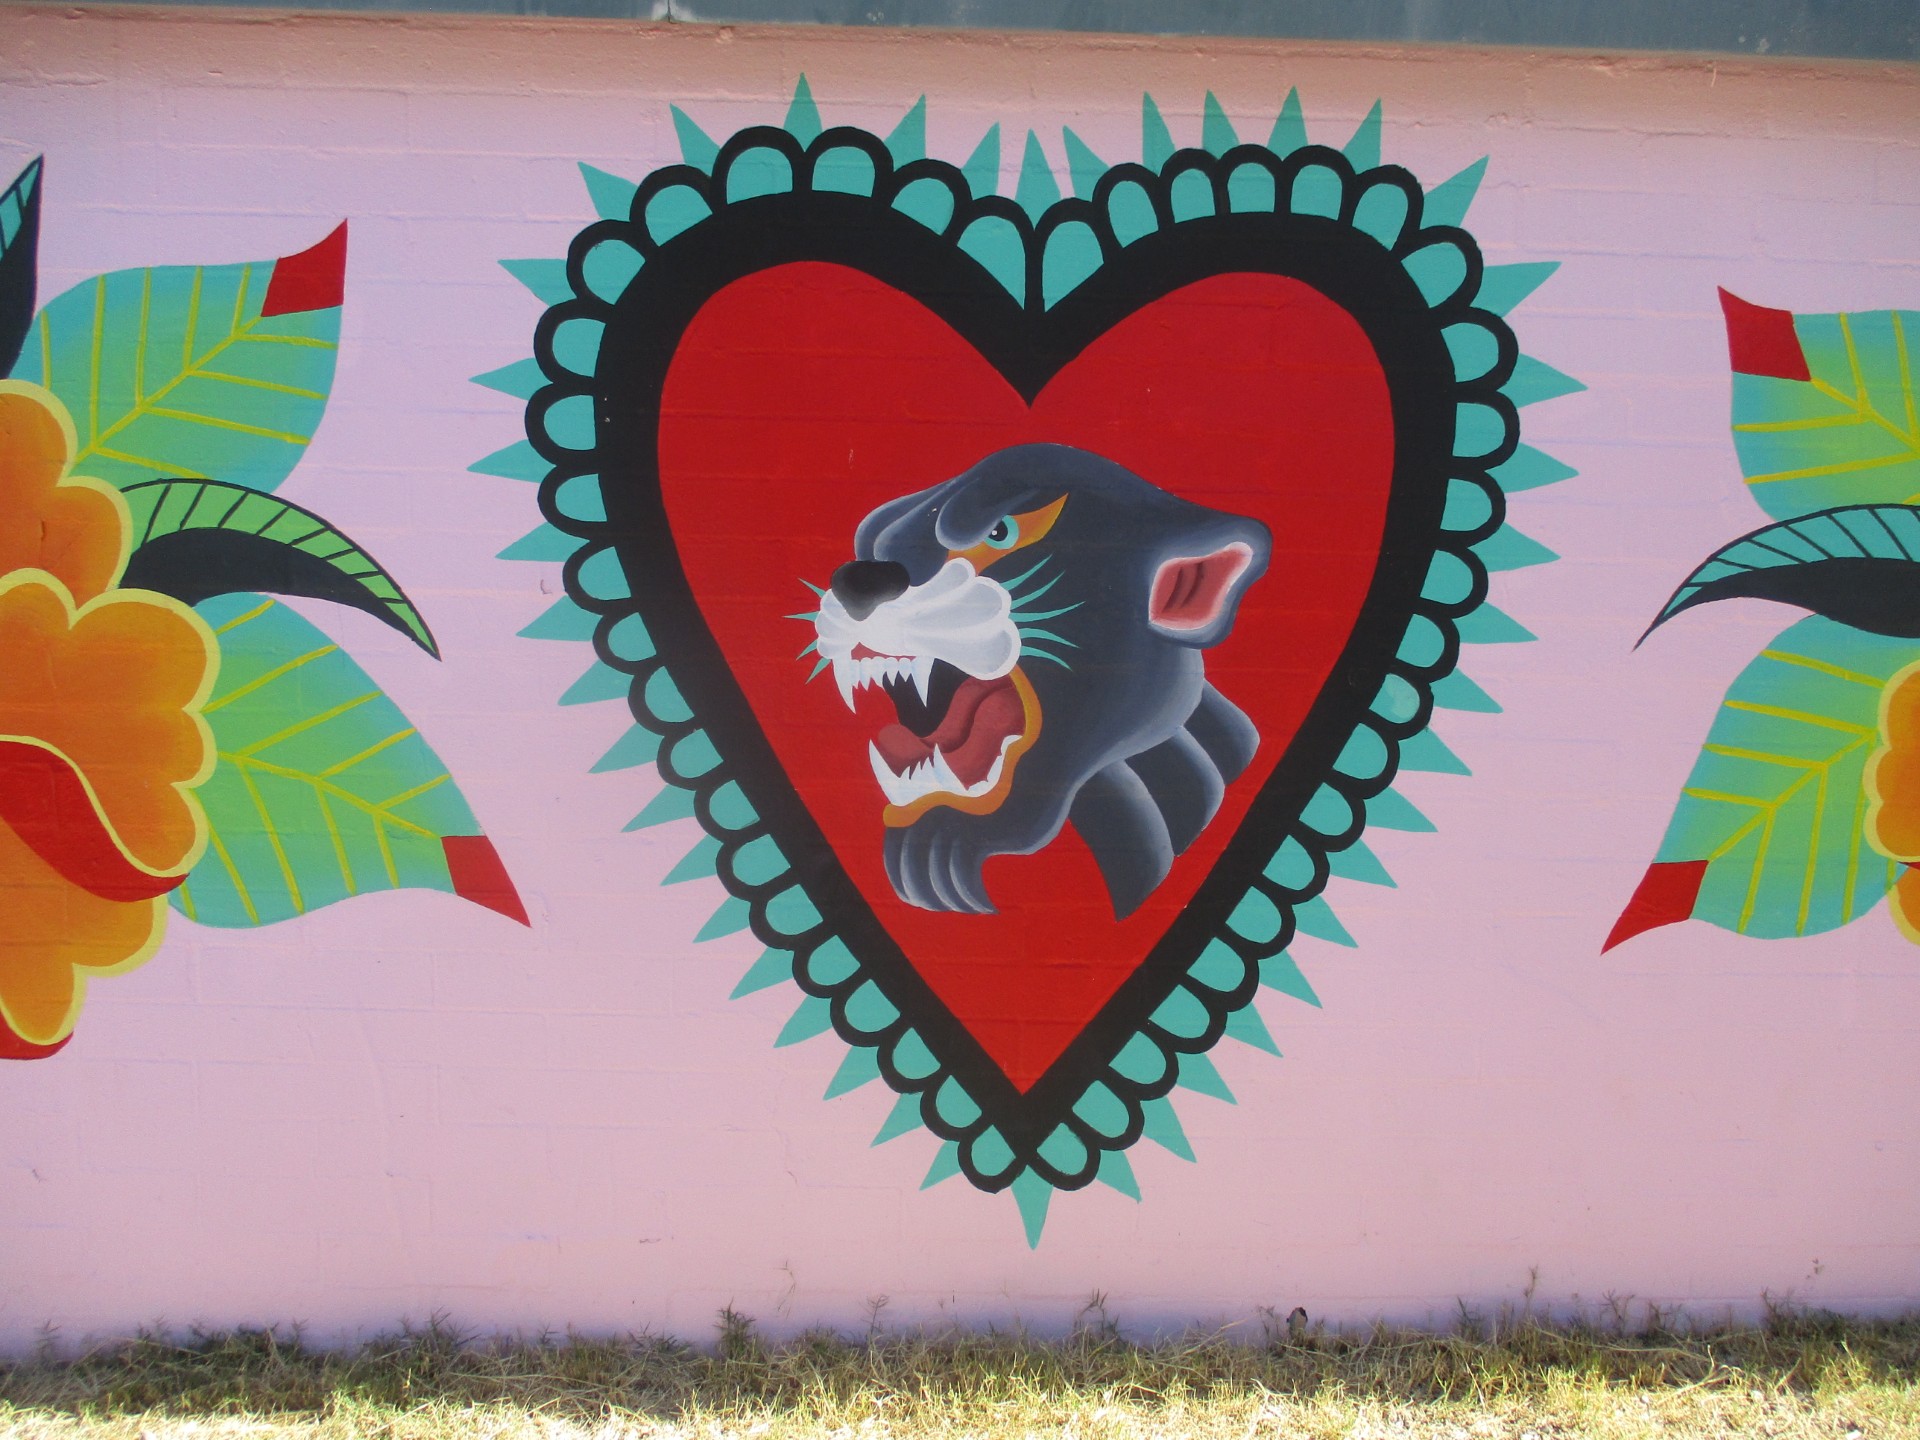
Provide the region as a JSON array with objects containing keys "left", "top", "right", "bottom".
[
  {"left": 172, "top": 594, "right": 501, "bottom": 928},
  {"left": 117, "top": 478, "right": 436, "bottom": 655},
  {"left": 1733, "top": 306, "right": 1920, "bottom": 521},
  {"left": 0, "top": 155, "right": 43, "bottom": 378},
  {"left": 1650, "top": 615, "right": 1911, "bottom": 938},
  {"left": 13, "top": 227, "right": 344, "bottom": 492},
  {"left": 1645, "top": 503, "right": 1920, "bottom": 641}
]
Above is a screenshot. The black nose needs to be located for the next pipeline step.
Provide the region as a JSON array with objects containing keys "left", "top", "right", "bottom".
[{"left": 831, "top": 560, "right": 910, "bottom": 622}]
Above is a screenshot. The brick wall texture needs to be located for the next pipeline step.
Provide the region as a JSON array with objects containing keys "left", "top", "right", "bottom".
[{"left": 1, "top": 5, "right": 1916, "bottom": 1346}]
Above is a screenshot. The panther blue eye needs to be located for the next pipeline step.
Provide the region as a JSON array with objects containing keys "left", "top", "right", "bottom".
[{"left": 985, "top": 516, "right": 1019, "bottom": 549}]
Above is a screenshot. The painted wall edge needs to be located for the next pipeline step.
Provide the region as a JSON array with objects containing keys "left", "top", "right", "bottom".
[{"left": 0, "top": 0, "right": 1913, "bottom": 60}]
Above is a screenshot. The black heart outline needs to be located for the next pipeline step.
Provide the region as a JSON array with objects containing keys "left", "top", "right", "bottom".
[{"left": 527, "top": 122, "right": 1519, "bottom": 1193}]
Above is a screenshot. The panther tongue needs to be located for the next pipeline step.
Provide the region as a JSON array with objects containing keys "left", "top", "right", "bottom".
[{"left": 874, "top": 674, "right": 1023, "bottom": 787}]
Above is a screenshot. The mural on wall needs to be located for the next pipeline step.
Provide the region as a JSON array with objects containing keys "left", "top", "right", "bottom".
[
  {"left": 0, "top": 156, "right": 526, "bottom": 1062},
  {"left": 484, "top": 84, "right": 1580, "bottom": 1240},
  {"left": 1609, "top": 292, "right": 1920, "bottom": 952}
]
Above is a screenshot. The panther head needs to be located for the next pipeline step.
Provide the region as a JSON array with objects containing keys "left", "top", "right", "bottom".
[{"left": 811, "top": 443, "right": 1270, "bottom": 918}]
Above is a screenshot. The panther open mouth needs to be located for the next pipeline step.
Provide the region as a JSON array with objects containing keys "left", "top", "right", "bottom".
[{"left": 836, "top": 646, "right": 1041, "bottom": 824}]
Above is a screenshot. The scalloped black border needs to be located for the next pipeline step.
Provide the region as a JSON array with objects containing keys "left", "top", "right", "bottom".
[{"left": 528, "top": 123, "right": 1518, "bottom": 1193}]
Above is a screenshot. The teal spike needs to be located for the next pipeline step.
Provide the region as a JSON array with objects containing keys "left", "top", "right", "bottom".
[
  {"left": 1475, "top": 260, "right": 1558, "bottom": 316},
  {"left": 623, "top": 785, "right": 696, "bottom": 831},
  {"left": 1095, "top": 1148, "right": 1141, "bottom": 1200},
  {"left": 1457, "top": 604, "right": 1536, "bottom": 644},
  {"left": 1012, "top": 1170, "right": 1052, "bottom": 1248},
  {"left": 1366, "top": 786, "right": 1435, "bottom": 832},
  {"left": 1503, "top": 353, "right": 1586, "bottom": 408},
  {"left": 1061, "top": 127, "right": 1107, "bottom": 200},
  {"left": 471, "top": 357, "right": 544, "bottom": 399},
  {"left": 1342, "top": 100, "right": 1383, "bottom": 170},
  {"left": 468, "top": 440, "right": 547, "bottom": 482},
  {"left": 774, "top": 992, "right": 833, "bottom": 1046},
  {"left": 499, "top": 258, "right": 572, "bottom": 305},
  {"left": 498, "top": 524, "right": 576, "bottom": 561},
  {"left": 664, "top": 834, "right": 721, "bottom": 885},
  {"left": 1224, "top": 1001, "right": 1282, "bottom": 1055},
  {"left": 884, "top": 97, "right": 927, "bottom": 165},
  {"left": 1399, "top": 727, "right": 1471, "bottom": 776},
  {"left": 559, "top": 662, "right": 630, "bottom": 706},
  {"left": 579, "top": 163, "right": 638, "bottom": 221},
  {"left": 784, "top": 75, "right": 823, "bottom": 144},
  {"left": 592, "top": 726, "right": 662, "bottom": 773},
  {"left": 1015, "top": 131, "right": 1061, "bottom": 222},
  {"left": 1328, "top": 837, "right": 1396, "bottom": 887},
  {"left": 807, "top": 656, "right": 831, "bottom": 682},
  {"left": 696, "top": 896, "right": 753, "bottom": 942},
  {"left": 826, "top": 1044, "right": 884, "bottom": 1098},
  {"left": 921, "top": 1141, "right": 963, "bottom": 1189},
  {"left": 730, "top": 947, "right": 793, "bottom": 999},
  {"left": 1141, "top": 94, "right": 1175, "bottom": 170},
  {"left": 961, "top": 124, "right": 1001, "bottom": 197},
  {"left": 1139, "top": 1096, "right": 1195, "bottom": 1161},
  {"left": 1176, "top": 1051, "right": 1236, "bottom": 1102},
  {"left": 872, "top": 1091, "right": 922, "bottom": 1145},
  {"left": 1293, "top": 894, "right": 1357, "bottom": 947},
  {"left": 1258, "top": 952, "right": 1322, "bottom": 1006},
  {"left": 518, "top": 596, "right": 597, "bottom": 641},
  {"left": 670, "top": 106, "right": 721, "bottom": 172},
  {"left": 1200, "top": 92, "right": 1238, "bottom": 156},
  {"left": 1475, "top": 523, "right": 1559, "bottom": 572},
  {"left": 1431, "top": 669, "right": 1501, "bottom": 714},
  {"left": 1493, "top": 443, "right": 1578, "bottom": 494},
  {"left": 1422, "top": 156, "right": 1487, "bottom": 229},
  {"left": 1266, "top": 87, "right": 1308, "bottom": 157}
]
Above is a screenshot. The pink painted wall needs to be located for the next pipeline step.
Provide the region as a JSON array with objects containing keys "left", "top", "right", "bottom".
[{"left": 3, "top": 6, "right": 1918, "bottom": 1346}]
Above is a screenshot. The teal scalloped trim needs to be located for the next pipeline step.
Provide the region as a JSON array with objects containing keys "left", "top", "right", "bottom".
[
  {"left": 624, "top": 786, "right": 695, "bottom": 831},
  {"left": 1342, "top": 101, "right": 1382, "bottom": 170},
  {"left": 499, "top": 258, "right": 571, "bottom": 305},
  {"left": 1268, "top": 88, "right": 1308, "bottom": 156},
  {"left": 580, "top": 163, "right": 638, "bottom": 222},
  {"left": 469, "top": 440, "right": 546, "bottom": 482},
  {"left": 1200, "top": 93, "right": 1238, "bottom": 156},
  {"left": 732, "top": 948, "right": 794, "bottom": 999},
  {"left": 1015, "top": 131, "right": 1060, "bottom": 222},
  {"left": 873, "top": 1091, "right": 922, "bottom": 1144},
  {"left": 884, "top": 97, "right": 927, "bottom": 166},
  {"left": 961, "top": 124, "right": 1001, "bottom": 199},
  {"left": 784, "top": 75, "right": 823, "bottom": 145},
  {"left": 671, "top": 107, "right": 720, "bottom": 172}
]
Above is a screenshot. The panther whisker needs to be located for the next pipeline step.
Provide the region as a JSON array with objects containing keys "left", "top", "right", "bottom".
[
  {"left": 996, "top": 556, "right": 1053, "bottom": 594},
  {"left": 807, "top": 655, "right": 832, "bottom": 681},
  {"left": 1011, "top": 572, "right": 1063, "bottom": 604},
  {"left": 799, "top": 579, "right": 827, "bottom": 598},
  {"left": 797, "top": 639, "right": 819, "bottom": 658},
  {"left": 1009, "top": 600, "right": 1083, "bottom": 623},
  {"left": 1016, "top": 625, "right": 1079, "bottom": 650},
  {"left": 1021, "top": 647, "right": 1073, "bottom": 669},
  {"left": 786, "top": 610, "right": 820, "bottom": 622}
]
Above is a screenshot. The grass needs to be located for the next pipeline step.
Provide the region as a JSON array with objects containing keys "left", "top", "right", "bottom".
[{"left": 3, "top": 1299, "right": 1916, "bottom": 1438}]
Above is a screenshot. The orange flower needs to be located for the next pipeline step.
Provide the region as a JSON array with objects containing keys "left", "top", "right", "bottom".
[
  {"left": 0, "top": 382, "right": 218, "bottom": 1052},
  {"left": 1865, "top": 658, "right": 1920, "bottom": 945}
]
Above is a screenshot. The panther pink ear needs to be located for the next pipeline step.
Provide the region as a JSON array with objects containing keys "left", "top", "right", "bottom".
[{"left": 1150, "top": 542, "right": 1256, "bottom": 634}]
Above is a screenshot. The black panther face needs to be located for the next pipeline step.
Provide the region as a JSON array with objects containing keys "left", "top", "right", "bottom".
[{"left": 811, "top": 443, "right": 1271, "bottom": 920}]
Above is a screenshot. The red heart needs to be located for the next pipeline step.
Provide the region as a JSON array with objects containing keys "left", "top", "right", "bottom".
[{"left": 660, "top": 261, "right": 1393, "bottom": 1090}]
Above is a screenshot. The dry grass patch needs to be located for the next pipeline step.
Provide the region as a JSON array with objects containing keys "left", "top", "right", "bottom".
[{"left": 2, "top": 1303, "right": 1915, "bottom": 1439}]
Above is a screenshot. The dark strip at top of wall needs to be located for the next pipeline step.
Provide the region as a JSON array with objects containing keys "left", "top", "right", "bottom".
[{"left": 22, "top": 0, "right": 1920, "bottom": 60}]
